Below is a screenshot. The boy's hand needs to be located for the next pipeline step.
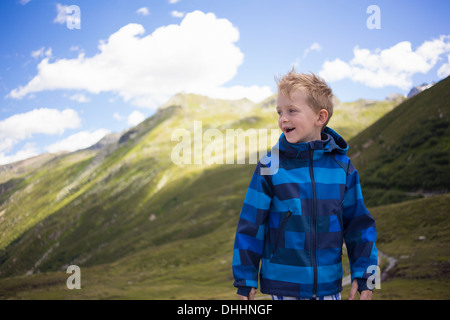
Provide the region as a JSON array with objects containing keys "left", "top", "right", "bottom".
[
  {"left": 238, "top": 288, "right": 257, "bottom": 300},
  {"left": 349, "top": 279, "right": 373, "bottom": 300}
]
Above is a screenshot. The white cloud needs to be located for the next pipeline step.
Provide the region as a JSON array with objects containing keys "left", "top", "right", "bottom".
[
  {"left": 169, "top": 0, "right": 180, "bottom": 4},
  {"left": 136, "top": 7, "right": 150, "bottom": 16},
  {"left": 127, "top": 110, "right": 146, "bottom": 126},
  {"left": 53, "top": 3, "right": 70, "bottom": 24},
  {"left": 69, "top": 93, "right": 90, "bottom": 103},
  {"left": 171, "top": 10, "right": 185, "bottom": 18},
  {"left": 8, "top": 10, "right": 271, "bottom": 108},
  {"left": 45, "top": 129, "right": 110, "bottom": 153},
  {"left": 302, "top": 42, "right": 322, "bottom": 58},
  {"left": 319, "top": 35, "right": 450, "bottom": 90},
  {"left": 198, "top": 85, "right": 273, "bottom": 102},
  {"left": 292, "top": 42, "right": 323, "bottom": 68},
  {"left": 0, "top": 108, "right": 81, "bottom": 164},
  {"left": 0, "top": 108, "right": 81, "bottom": 150},
  {"left": 19, "top": 0, "right": 32, "bottom": 5},
  {"left": 45, "top": 47, "right": 52, "bottom": 57},
  {"left": 31, "top": 47, "right": 52, "bottom": 59},
  {"left": 31, "top": 47, "right": 44, "bottom": 59},
  {"left": 437, "top": 54, "right": 450, "bottom": 79},
  {"left": 0, "top": 143, "right": 39, "bottom": 166},
  {"left": 53, "top": 3, "right": 80, "bottom": 27},
  {"left": 113, "top": 112, "right": 123, "bottom": 121}
]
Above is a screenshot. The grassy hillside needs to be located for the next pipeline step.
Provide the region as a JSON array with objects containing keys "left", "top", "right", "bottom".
[
  {"left": 330, "top": 96, "right": 405, "bottom": 139},
  {"left": 348, "top": 76, "right": 450, "bottom": 207},
  {"left": 1, "top": 176, "right": 448, "bottom": 299},
  {"left": 3, "top": 88, "right": 441, "bottom": 300},
  {"left": 343, "top": 193, "right": 450, "bottom": 300}
]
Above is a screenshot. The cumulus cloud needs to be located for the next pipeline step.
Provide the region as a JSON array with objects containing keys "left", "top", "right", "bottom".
[
  {"left": 127, "top": 110, "right": 146, "bottom": 126},
  {"left": 0, "top": 108, "right": 81, "bottom": 149},
  {"left": 0, "top": 143, "right": 39, "bottom": 165},
  {"left": 8, "top": 11, "right": 272, "bottom": 108},
  {"left": 0, "top": 108, "right": 81, "bottom": 164},
  {"left": 319, "top": 35, "right": 450, "bottom": 90},
  {"left": 437, "top": 54, "right": 450, "bottom": 79},
  {"left": 45, "top": 129, "right": 110, "bottom": 153}
]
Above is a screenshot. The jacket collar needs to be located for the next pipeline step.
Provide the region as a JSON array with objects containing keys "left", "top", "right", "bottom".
[{"left": 278, "top": 127, "right": 348, "bottom": 159}]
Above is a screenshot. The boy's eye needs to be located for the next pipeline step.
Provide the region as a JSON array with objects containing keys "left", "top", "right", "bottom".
[{"left": 289, "top": 109, "right": 296, "bottom": 113}]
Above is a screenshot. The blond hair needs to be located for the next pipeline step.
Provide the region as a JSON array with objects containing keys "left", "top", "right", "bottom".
[{"left": 276, "top": 68, "right": 334, "bottom": 129}]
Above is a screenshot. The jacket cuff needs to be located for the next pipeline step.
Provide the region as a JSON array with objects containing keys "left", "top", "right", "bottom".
[
  {"left": 237, "top": 286, "right": 252, "bottom": 297},
  {"left": 356, "top": 278, "right": 373, "bottom": 293}
]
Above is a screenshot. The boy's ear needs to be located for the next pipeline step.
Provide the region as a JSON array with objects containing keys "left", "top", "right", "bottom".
[{"left": 317, "top": 109, "right": 329, "bottom": 126}]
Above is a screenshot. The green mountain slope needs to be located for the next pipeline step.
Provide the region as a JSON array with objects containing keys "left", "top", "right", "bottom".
[
  {"left": 1, "top": 184, "right": 448, "bottom": 299},
  {"left": 0, "top": 91, "right": 414, "bottom": 299},
  {"left": 347, "top": 76, "right": 450, "bottom": 207}
]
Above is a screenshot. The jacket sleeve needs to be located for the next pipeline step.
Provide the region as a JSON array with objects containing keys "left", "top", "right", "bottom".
[
  {"left": 342, "top": 160, "right": 378, "bottom": 291},
  {"left": 232, "top": 161, "right": 272, "bottom": 295}
]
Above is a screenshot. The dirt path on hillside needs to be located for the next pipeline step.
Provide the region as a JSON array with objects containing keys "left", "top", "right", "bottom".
[{"left": 341, "top": 250, "right": 397, "bottom": 285}]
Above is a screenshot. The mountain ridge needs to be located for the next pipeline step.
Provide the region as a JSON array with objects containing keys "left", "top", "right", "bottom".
[{"left": 348, "top": 76, "right": 450, "bottom": 206}]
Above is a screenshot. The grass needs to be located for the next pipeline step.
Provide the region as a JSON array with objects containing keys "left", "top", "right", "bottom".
[
  {"left": 371, "top": 194, "right": 450, "bottom": 282},
  {"left": 1, "top": 179, "right": 448, "bottom": 300}
]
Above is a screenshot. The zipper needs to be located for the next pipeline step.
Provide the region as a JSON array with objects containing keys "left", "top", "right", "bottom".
[
  {"left": 309, "top": 148, "right": 318, "bottom": 298},
  {"left": 271, "top": 210, "right": 292, "bottom": 256},
  {"left": 338, "top": 203, "right": 344, "bottom": 257},
  {"left": 338, "top": 203, "right": 344, "bottom": 232}
]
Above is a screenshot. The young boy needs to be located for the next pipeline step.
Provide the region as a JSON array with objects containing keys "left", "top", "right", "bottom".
[{"left": 232, "top": 69, "right": 378, "bottom": 300}]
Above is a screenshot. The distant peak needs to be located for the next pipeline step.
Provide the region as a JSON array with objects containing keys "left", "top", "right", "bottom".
[{"left": 407, "top": 82, "right": 435, "bottom": 98}]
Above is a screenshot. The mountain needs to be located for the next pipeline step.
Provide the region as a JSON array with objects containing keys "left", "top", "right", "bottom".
[
  {"left": 329, "top": 94, "right": 405, "bottom": 140},
  {"left": 2, "top": 87, "right": 446, "bottom": 299},
  {"left": 406, "top": 82, "right": 435, "bottom": 98},
  {"left": 348, "top": 76, "right": 450, "bottom": 207}
]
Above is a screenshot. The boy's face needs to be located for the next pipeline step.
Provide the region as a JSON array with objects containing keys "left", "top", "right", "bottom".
[{"left": 276, "top": 90, "right": 323, "bottom": 144}]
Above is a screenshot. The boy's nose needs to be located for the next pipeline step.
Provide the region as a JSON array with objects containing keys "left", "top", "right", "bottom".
[{"left": 280, "top": 114, "right": 288, "bottom": 122}]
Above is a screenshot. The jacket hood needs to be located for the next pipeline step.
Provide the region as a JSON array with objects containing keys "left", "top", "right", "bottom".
[{"left": 278, "top": 126, "right": 348, "bottom": 158}]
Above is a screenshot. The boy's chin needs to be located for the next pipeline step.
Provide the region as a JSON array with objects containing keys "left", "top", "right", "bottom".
[
  {"left": 285, "top": 132, "right": 311, "bottom": 144},
  {"left": 285, "top": 135, "right": 301, "bottom": 144}
]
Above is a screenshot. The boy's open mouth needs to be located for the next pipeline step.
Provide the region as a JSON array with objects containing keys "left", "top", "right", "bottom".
[{"left": 284, "top": 127, "right": 295, "bottom": 134}]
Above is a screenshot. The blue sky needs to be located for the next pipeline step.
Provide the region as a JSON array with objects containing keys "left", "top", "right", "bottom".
[{"left": 0, "top": 0, "right": 449, "bottom": 164}]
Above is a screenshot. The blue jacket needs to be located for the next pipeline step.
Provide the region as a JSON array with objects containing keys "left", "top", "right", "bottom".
[{"left": 232, "top": 127, "right": 377, "bottom": 298}]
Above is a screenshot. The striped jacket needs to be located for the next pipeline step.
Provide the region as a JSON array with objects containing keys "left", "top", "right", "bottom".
[{"left": 232, "top": 127, "right": 377, "bottom": 298}]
